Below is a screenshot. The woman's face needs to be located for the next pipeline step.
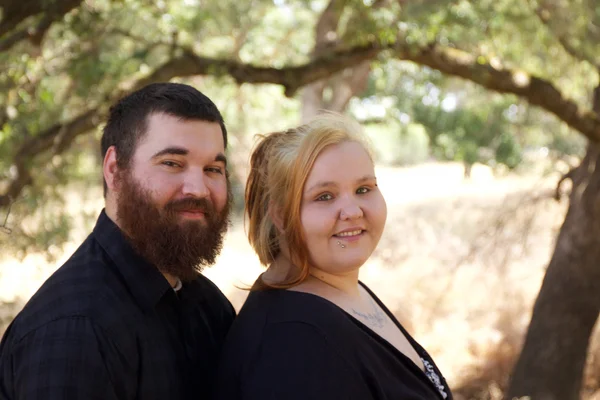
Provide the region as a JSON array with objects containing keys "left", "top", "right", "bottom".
[{"left": 300, "top": 141, "right": 387, "bottom": 276}]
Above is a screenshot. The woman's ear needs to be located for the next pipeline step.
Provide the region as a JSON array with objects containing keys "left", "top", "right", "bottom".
[{"left": 268, "top": 201, "right": 285, "bottom": 233}]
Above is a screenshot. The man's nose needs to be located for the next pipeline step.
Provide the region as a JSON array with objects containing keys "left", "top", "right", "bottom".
[{"left": 181, "top": 171, "right": 210, "bottom": 198}]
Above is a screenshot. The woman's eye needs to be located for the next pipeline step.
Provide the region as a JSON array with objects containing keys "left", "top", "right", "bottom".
[
  {"left": 316, "top": 193, "right": 333, "bottom": 201},
  {"left": 357, "top": 187, "right": 370, "bottom": 194}
]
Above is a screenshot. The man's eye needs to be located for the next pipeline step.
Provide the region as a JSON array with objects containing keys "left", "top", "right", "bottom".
[
  {"left": 206, "top": 167, "right": 224, "bottom": 174},
  {"left": 162, "top": 161, "right": 181, "bottom": 168},
  {"left": 357, "top": 187, "right": 370, "bottom": 194}
]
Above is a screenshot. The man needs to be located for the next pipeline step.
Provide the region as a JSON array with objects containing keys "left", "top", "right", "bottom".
[{"left": 0, "top": 82, "right": 235, "bottom": 399}]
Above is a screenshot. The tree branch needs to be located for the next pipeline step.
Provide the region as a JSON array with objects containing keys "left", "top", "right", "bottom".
[
  {"left": 134, "top": 46, "right": 382, "bottom": 97},
  {"left": 392, "top": 41, "right": 600, "bottom": 143},
  {"left": 0, "top": 14, "right": 53, "bottom": 51},
  {"left": 0, "top": 0, "right": 84, "bottom": 50},
  {"left": 555, "top": 167, "right": 577, "bottom": 201}
]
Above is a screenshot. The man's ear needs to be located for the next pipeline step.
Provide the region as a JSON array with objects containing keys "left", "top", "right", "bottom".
[
  {"left": 269, "top": 201, "right": 285, "bottom": 234},
  {"left": 103, "top": 146, "right": 120, "bottom": 192}
]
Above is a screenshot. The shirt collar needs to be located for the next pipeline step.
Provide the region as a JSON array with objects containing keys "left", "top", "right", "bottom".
[{"left": 92, "top": 209, "right": 173, "bottom": 312}]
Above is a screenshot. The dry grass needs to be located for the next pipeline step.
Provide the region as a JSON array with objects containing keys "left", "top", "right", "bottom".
[{"left": 2, "top": 161, "right": 596, "bottom": 398}]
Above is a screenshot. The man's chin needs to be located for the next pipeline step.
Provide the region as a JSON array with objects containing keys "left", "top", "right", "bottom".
[{"left": 176, "top": 219, "right": 209, "bottom": 230}]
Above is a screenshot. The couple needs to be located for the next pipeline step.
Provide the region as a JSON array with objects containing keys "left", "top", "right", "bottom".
[{"left": 0, "top": 83, "right": 452, "bottom": 400}]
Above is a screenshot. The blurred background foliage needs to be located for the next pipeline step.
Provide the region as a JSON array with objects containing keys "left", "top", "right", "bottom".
[{"left": 2, "top": 0, "right": 600, "bottom": 398}]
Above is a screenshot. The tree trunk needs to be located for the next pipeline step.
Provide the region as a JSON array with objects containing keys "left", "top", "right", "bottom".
[
  {"left": 300, "top": 61, "right": 371, "bottom": 122},
  {"left": 463, "top": 162, "right": 472, "bottom": 179},
  {"left": 506, "top": 141, "right": 600, "bottom": 399},
  {"left": 301, "top": 81, "right": 327, "bottom": 123},
  {"left": 300, "top": 0, "right": 371, "bottom": 122}
]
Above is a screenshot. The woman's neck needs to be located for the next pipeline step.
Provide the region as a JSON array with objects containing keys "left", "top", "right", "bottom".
[
  {"left": 261, "top": 254, "right": 298, "bottom": 285},
  {"left": 264, "top": 254, "right": 361, "bottom": 298},
  {"left": 306, "top": 268, "right": 361, "bottom": 298}
]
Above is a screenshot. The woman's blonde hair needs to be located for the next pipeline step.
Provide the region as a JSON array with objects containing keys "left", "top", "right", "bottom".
[{"left": 245, "top": 113, "right": 373, "bottom": 289}]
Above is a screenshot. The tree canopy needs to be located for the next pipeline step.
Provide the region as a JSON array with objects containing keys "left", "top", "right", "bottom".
[{"left": 1, "top": 1, "right": 595, "bottom": 251}]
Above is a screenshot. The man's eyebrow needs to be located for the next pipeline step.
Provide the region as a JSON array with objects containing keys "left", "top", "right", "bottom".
[
  {"left": 214, "top": 153, "right": 227, "bottom": 167},
  {"left": 151, "top": 148, "right": 227, "bottom": 167},
  {"left": 151, "top": 147, "right": 188, "bottom": 159}
]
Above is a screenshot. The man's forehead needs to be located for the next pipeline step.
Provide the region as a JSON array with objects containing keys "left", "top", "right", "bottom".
[{"left": 139, "top": 115, "right": 225, "bottom": 153}]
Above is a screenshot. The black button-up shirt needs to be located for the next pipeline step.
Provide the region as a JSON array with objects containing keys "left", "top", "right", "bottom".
[{"left": 0, "top": 210, "right": 235, "bottom": 399}]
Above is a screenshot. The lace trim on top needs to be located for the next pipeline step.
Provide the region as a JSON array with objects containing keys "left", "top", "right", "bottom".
[{"left": 422, "top": 358, "right": 448, "bottom": 399}]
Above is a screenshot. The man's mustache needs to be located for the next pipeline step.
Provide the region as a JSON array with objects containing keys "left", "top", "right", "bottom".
[{"left": 165, "top": 197, "right": 214, "bottom": 215}]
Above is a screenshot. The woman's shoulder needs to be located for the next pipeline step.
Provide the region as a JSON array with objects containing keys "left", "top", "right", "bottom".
[
  {"left": 218, "top": 289, "right": 359, "bottom": 376},
  {"left": 242, "top": 289, "right": 352, "bottom": 328},
  {"left": 215, "top": 290, "right": 374, "bottom": 400},
  {"left": 225, "top": 289, "right": 357, "bottom": 350}
]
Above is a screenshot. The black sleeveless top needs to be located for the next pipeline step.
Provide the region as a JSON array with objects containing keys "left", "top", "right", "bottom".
[{"left": 214, "top": 281, "right": 452, "bottom": 400}]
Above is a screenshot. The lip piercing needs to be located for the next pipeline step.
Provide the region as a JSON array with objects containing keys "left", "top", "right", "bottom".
[{"left": 337, "top": 240, "right": 346, "bottom": 248}]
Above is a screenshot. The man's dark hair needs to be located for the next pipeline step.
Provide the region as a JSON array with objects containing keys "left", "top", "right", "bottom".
[{"left": 101, "top": 82, "right": 227, "bottom": 196}]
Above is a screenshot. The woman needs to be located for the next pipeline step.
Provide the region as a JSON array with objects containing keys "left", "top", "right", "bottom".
[{"left": 214, "top": 115, "right": 452, "bottom": 399}]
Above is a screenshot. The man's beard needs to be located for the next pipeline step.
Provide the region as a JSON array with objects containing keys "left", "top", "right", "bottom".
[{"left": 115, "top": 169, "right": 231, "bottom": 282}]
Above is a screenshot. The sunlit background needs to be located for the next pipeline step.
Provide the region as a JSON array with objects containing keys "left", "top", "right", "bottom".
[{"left": 2, "top": 0, "right": 600, "bottom": 398}]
